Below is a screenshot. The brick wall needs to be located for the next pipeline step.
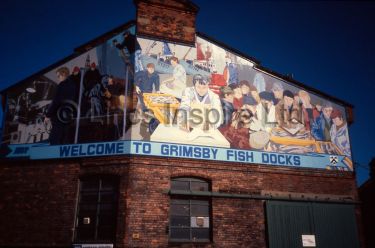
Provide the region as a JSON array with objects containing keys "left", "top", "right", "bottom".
[
  {"left": 0, "top": 156, "right": 362, "bottom": 247},
  {"left": 0, "top": 160, "right": 80, "bottom": 247}
]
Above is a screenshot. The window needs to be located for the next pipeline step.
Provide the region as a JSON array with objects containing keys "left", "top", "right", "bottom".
[
  {"left": 169, "top": 177, "right": 211, "bottom": 242},
  {"left": 74, "top": 176, "right": 119, "bottom": 243}
]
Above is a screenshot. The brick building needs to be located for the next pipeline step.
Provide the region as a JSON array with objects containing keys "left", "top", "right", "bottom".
[
  {"left": 359, "top": 159, "right": 375, "bottom": 248},
  {"left": 0, "top": 1, "right": 364, "bottom": 247}
]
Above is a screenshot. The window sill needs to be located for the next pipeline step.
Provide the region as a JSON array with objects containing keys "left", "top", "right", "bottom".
[
  {"left": 72, "top": 243, "right": 114, "bottom": 248},
  {"left": 169, "top": 239, "right": 211, "bottom": 244}
]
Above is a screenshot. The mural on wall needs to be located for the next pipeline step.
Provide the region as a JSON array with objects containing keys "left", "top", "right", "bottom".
[
  {"left": 128, "top": 36, "right": 352, "bottom": 170},
  {"left": 2, "top": 27, "right": 135, "bottom": 146},
  {"left": 0, "top": 29, "right": 352, "bottom": 171}
]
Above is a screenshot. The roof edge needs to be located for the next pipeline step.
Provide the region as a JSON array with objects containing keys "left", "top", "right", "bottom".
[
  {"left": 74, "top": 20, "right": 136, "bottom": 53},
  {"left": 2, "top": 21, "right": 354, "bottom": 109},
  {"left": 1, "top": 20, "right": 136, "bottom": 94},
  {"left": 255, "top": 64, "right": 354, "bottom": 108},
  {"left": 197, "top": 31, "right": 354, "bottom": 108}
]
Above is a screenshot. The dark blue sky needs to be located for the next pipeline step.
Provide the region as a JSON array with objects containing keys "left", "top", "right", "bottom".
[{"left": 1, "top": 0, "right": 374, "bottom": 185}]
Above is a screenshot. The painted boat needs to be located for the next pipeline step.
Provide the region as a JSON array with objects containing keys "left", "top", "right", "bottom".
[{"left": 140, "top": 54, "right": 211, "bottom": 78}]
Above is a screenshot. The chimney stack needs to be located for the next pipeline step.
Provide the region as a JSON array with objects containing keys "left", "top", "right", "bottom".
[{"left": 134, "top": 0, "right": 199, "bottom": 45}]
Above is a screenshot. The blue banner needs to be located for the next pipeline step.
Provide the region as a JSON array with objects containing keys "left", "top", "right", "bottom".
[{"left": 2, "top": 141, "right": 351, "bottom": 171}]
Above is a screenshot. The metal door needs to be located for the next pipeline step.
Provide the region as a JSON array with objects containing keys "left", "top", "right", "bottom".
[{"left": 266, "top": 201, "right": 360, "bottom": 248}]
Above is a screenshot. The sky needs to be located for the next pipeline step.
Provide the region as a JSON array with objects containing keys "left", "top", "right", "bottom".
[{"left": 0, "top": 0, "right": 374, "bottom": 185}]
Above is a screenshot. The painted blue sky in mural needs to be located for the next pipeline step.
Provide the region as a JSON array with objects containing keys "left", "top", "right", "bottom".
[{"left": 0, "top": 0, "right": 374, "bottom": 184}]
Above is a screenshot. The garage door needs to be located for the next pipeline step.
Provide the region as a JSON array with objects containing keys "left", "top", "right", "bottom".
[{"left": 266, "top": 201, "right": 360, "bottom": 248}]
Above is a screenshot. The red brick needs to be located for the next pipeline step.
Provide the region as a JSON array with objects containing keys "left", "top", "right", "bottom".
[{"left": 0, "top": 156, "right": 363, "bottom": 247}]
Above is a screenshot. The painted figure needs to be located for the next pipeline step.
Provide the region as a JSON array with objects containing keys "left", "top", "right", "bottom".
[
  {"left": 313, "top": 100, "right": 323, "bottom": 120},
  {"left": 45, "top": 67, "right": 79, "bottom": 145},
  {"left": 219, "top": 86, "right": 235, "bottom": 127},
  {"left": 253, "top": 73, "right": 266, "bottom": 92},
  {"left": 161, "top": 57, "right": 186, "bottom": 99},
  {"left": 134, "top": 63, "right": 160, "bottom": 111},
  {"left": 275, "top": 90, "right": 302, "bottom": 128},
  {"left": 82, "top": 63, "right": 102, "bottom": 115},
  {"left": 256, "top": 91, "right": 276, "bottom": 132},
  {"left": 242, "top": 95, "right": 262, "bottom": 132},
  {"left": 311, "top": 102, "right": 333, "bottom": 141},
  {"left": 230, "top": 83, "right": 243, "bottom": 110},
  {"left": 179, "top": 74, "right": 223, "bottom": 131},
  {"left": 103, "top": 75, "right": 125, "bottom": 140},
  {"left": 240, "top": 80, "right": 259, "bottom": 108},
  {"left": 271, "top": 81, "right": 284, "bottom": 105},
  {"left": 224, "top": 56, "right": 239, "bottom": 85},
  {"left": 88, "top": 82, "right": 105, "bottom": 118},
  {"left": 71, "top": 66, "right": 81, "bottom": 85},
  {"left": 220, "top": 108, "right": 252, "bottom": 149},
  {"left": 298, "top": 90, "right": 318, "bottom": 131},
  {"left": 83, "top": 63, "right": 101, "bottom": 93},
  {"left": 104, "top": 75, "right": 124, "bottom": 112},
  {"left": 330, "top": 109, "right": 351, "bottom": 157},
  {"left": 114, "top": 31, "right": 143, "bottom": 73}
]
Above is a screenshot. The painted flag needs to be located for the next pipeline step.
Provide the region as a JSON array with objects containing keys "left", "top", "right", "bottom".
[{"left": 196, "top": 42, "right": 205, "bottom": 60}]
